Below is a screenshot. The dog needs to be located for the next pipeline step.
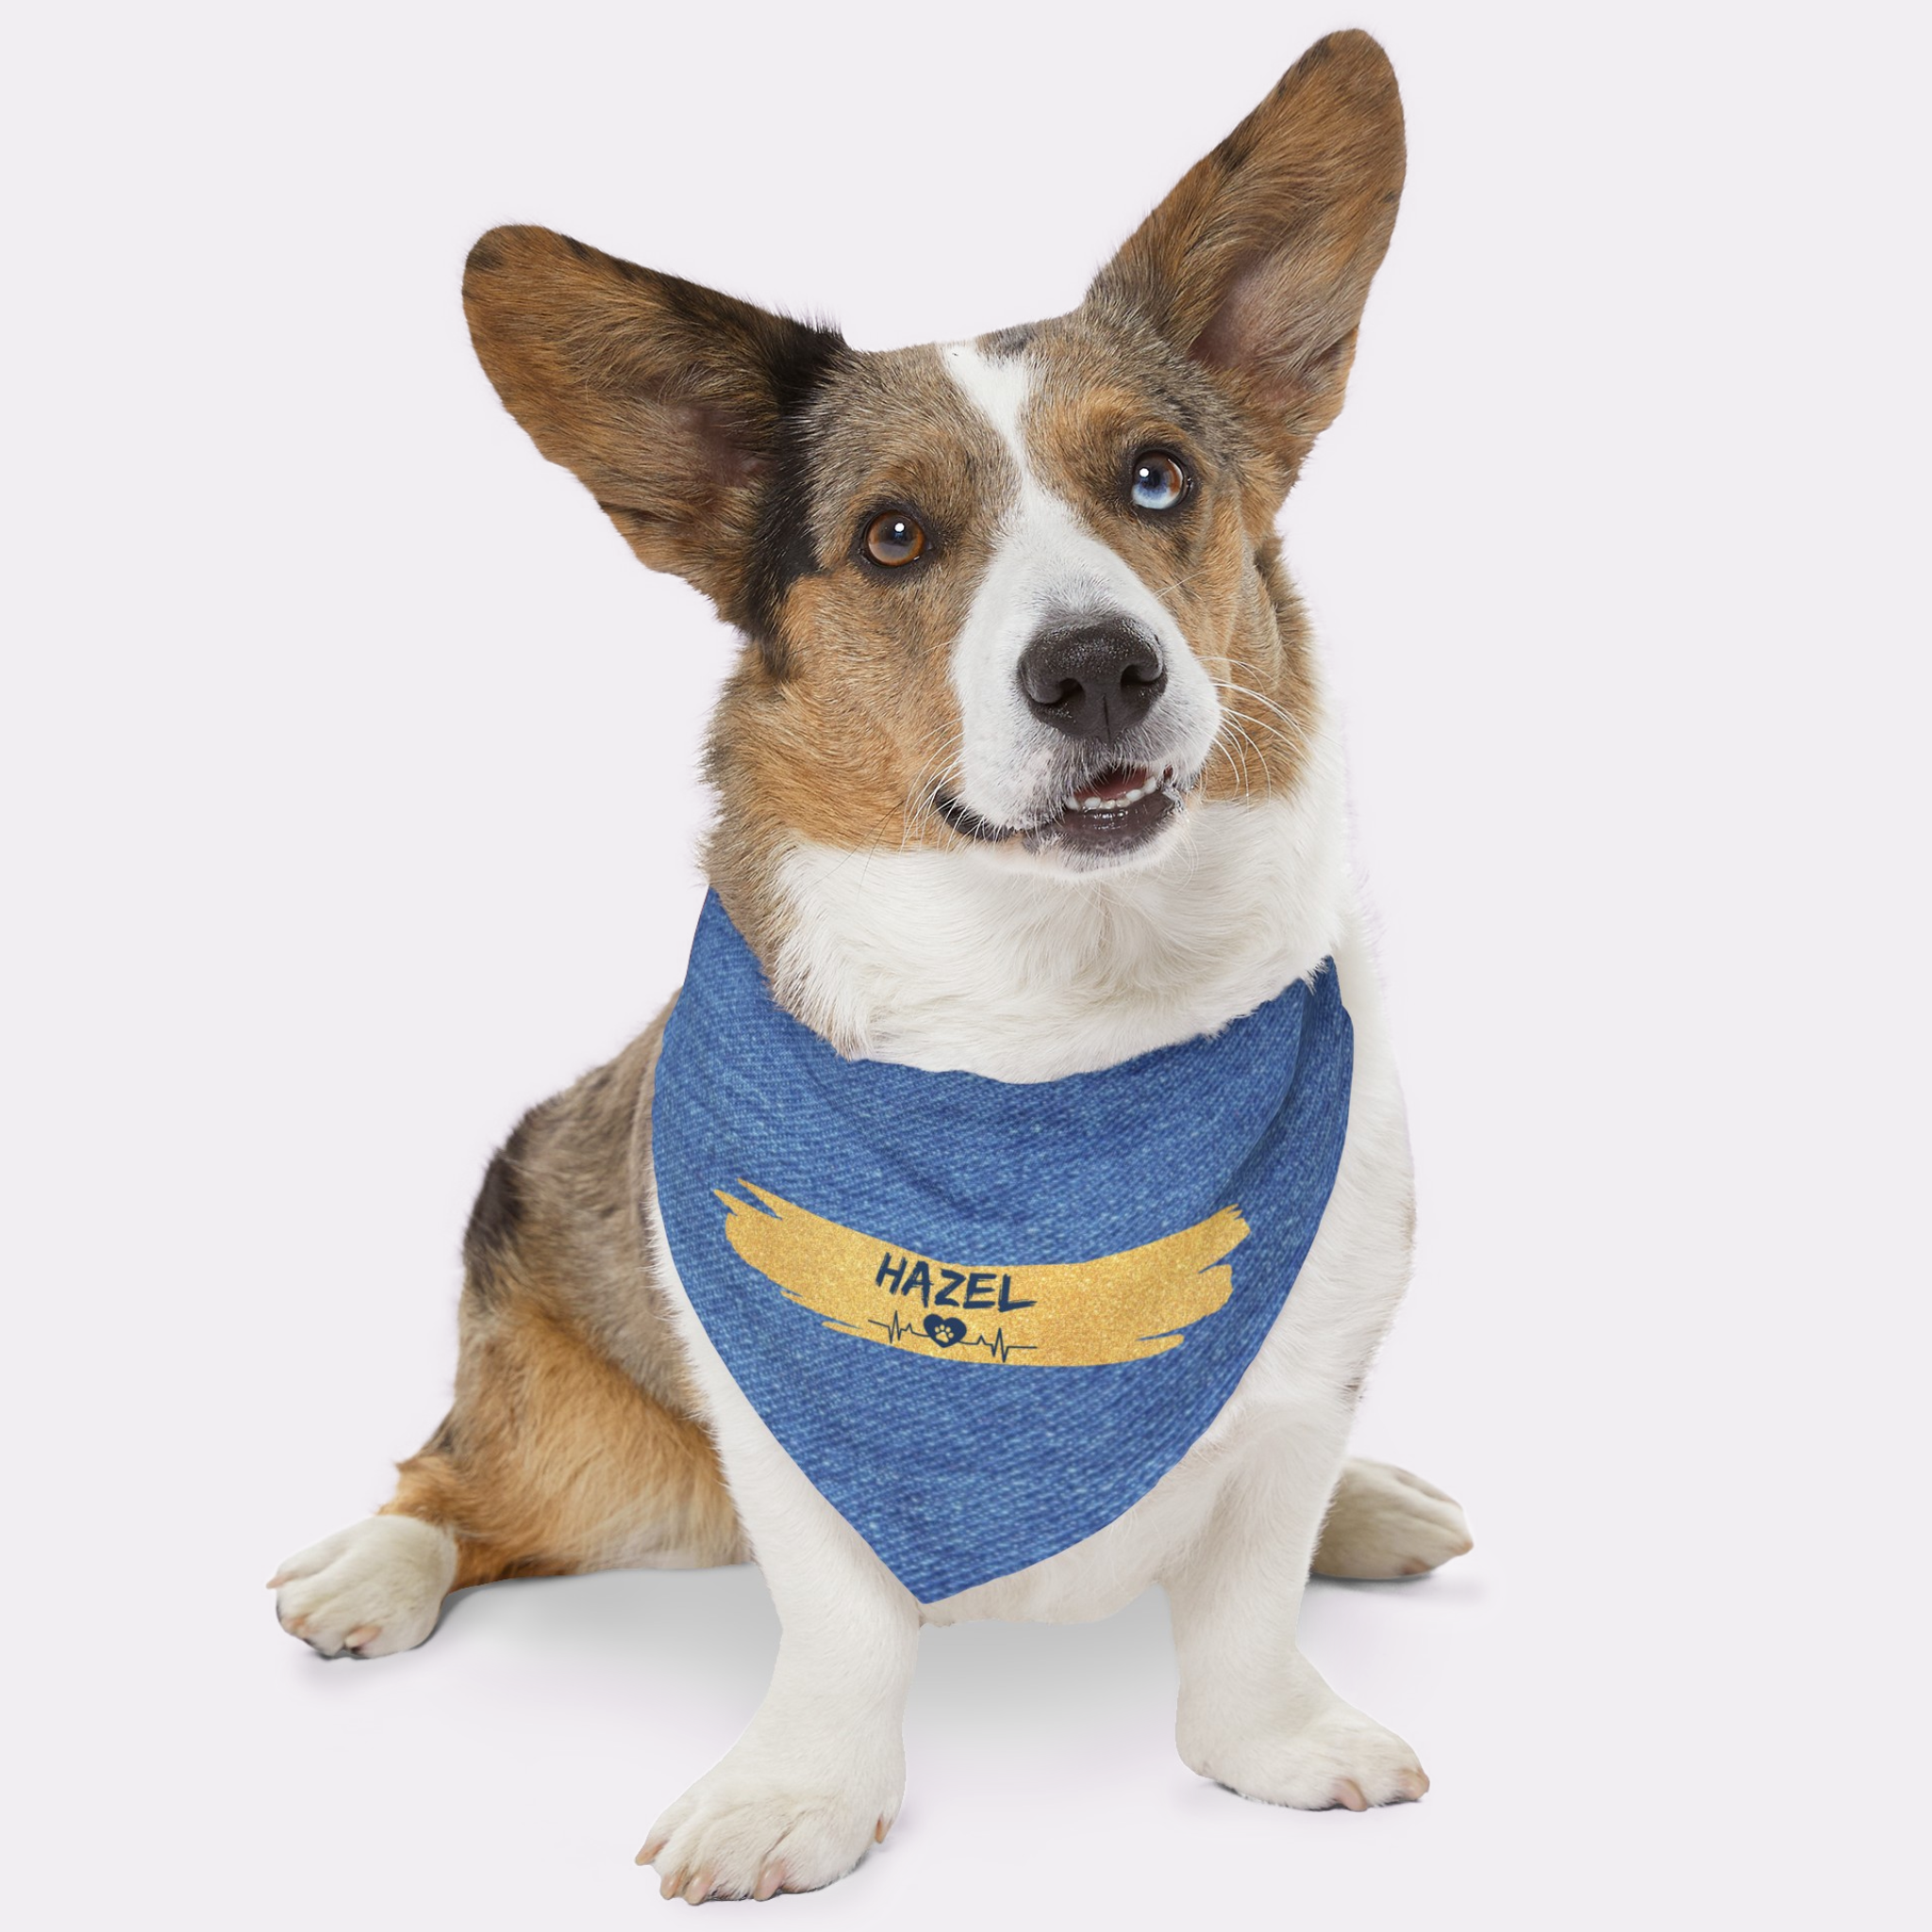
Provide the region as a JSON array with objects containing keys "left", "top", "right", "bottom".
[{"left": 270, "top": 28, "right": 1472, "bottom": 1902}]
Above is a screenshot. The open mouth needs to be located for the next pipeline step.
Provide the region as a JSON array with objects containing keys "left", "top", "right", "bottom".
[
  {"left": 1061, "top": 763, "right": 1170, "bottom": 813},
  {"left": 936, "top": 762, "right": 1189, "bottom": 860},
  {"left": 1048, "top": 762, "right": 1179, "bottom": 854}
]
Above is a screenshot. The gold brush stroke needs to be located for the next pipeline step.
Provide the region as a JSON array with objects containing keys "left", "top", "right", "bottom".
[{"left": 715, "top": 1180, "right": 1248, "bottom": 1367}]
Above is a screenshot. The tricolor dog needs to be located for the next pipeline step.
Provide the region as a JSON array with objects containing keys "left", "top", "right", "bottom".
[{"left": 271, "top": 29, "right": 1474, "bottom": 1902}]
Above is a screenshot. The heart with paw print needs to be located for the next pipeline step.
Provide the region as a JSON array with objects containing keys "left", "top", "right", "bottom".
[{"left": 923, "top": 1314, "right": 969, "bottom": 1349}]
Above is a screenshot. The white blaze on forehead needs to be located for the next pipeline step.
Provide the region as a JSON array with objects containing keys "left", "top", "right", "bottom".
[
  {"left": 936, "top": 341, "right": 1222, "bottom": 836},
  {"left": 941, "top": 341, "right": 1034, "bottom": 469}
]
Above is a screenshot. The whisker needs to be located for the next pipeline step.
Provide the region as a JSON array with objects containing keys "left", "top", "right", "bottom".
[
  {"left": 897, "top": 726, "right": 962, "bottom": 854},
  {"left": 1214, "top": 708, "right": 1274, "bottom": 804},
  {"left": 1214, "top": 675, "right": 1310, "bottom": 748},
  {"left": 1146, "top": 559, "right": 1218, "bottom": 603},
  {"left": 1215, "top": 716, "right": 1255, "bottom": 799},
  {"left": 901, "top": 733, "right": 978, "bottom": 868},
  {"left": 1210, "top": 674, "right": 1308, "bottom": 790}
]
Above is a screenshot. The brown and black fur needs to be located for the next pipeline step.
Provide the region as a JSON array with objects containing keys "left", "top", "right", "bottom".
[
  {"left": 366, "top": 31, "right": 1405, "bottom": 1605},
  {"left": 383, "top": 1010, "right": 746, "bottom": 1589}
]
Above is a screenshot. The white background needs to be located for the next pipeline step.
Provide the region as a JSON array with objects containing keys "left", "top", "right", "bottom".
[{"left": 5, "top": 2, "right": 1926, "bottom": 1926}]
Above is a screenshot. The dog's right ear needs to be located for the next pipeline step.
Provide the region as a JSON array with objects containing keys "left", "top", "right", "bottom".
[{"left": 462, "top": 225, "right": 847, "bottom": 622}]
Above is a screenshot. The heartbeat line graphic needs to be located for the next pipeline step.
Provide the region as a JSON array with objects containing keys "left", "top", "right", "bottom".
[
  {"left": 972, "top": 1326, "right": 1039, "bottom": 1362},
  {"left": 866, "top": 1309, "right": 1040, "bottom": 1361}
]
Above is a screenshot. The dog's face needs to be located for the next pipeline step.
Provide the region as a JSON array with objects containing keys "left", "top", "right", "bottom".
[
  {"left": 464, "top": 33, "right": 1402, "bottom": 897},
  {"left": 748, "top": 325, "right": 1248, "bottom": 874}
]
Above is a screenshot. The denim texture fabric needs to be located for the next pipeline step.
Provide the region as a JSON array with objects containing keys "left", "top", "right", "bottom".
[{"left": 651, "top": 892, "right": 1354, "bottom": 1605}]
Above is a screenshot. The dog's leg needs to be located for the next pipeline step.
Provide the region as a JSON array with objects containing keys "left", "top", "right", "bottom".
[
  {"left": 1312, "top": 1457, "right": 1473, "bottom": 1580},
  {"left": 1167, "top": 1413, "right": 1429, "bottom": 1809},
  {"left": 273, "top": 1027, "right": 746, "bottom": 1658},
  {"left": 639, "top": 1371, "right": 917, "bottom": 1904},
  {"left": 272, "top": 1291, "right": 742, "bottom": 1658}
]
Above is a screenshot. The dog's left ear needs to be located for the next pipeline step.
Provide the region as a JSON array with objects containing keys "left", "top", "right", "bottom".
[{"left": 1086, "top": 30, "right": 1405, "bottom": 489}]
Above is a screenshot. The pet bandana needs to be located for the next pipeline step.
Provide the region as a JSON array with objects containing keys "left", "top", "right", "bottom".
[{"left": 651, "top": 892, "right": 1354, "bottom": 1605}]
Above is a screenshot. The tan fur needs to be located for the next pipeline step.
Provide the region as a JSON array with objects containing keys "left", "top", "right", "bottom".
[{"left": 386, "top": 1300, "right": 742, "bottom": 1590}]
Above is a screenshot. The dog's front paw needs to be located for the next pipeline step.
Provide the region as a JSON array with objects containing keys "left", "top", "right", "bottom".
[
  {"left": 269, "top": 1515, "right": 456, "bottom": 1658},
  {"left": 1312, "top": 1458, "right": 1473, "bottom": 1579},
  {"left": 1181, "top": 1697, "right": 1428, "bottom": 1810},
  {"left": 639, "top": 1748, "right": 900, "bottom": 1903}
]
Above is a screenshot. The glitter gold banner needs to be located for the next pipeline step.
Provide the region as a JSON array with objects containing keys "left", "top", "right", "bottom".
[{"left": 715, "top": 1180, "right": 1248, "bottom": 1367}]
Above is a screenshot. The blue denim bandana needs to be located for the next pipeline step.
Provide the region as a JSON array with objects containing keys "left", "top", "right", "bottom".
[{"left": 651, "top": 892, "right": 1354, "bottom": 1605}]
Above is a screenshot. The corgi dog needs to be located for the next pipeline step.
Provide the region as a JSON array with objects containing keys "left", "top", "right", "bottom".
[{"left": 270, "top": 29, "right": 1472, "bottom": 1903}]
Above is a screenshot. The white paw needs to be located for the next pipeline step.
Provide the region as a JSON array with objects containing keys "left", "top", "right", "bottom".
[
  {"left": 270, "top": 1515, "right": 456, "bottom": 1658},
  {"left": 1183, "top": 1695, "right": 1428, "bottom": 1810},
  {"left": 1312, "top": 1458, "right": 1474, "bottom": 1580},
  {"left": 639, "top": 1748, "right": 900, "bottom": 1903}
]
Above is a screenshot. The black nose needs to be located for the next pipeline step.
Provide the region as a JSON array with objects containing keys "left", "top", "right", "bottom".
[{"left": 1016, "top": 623, "right": 1167, "bottom": 742}]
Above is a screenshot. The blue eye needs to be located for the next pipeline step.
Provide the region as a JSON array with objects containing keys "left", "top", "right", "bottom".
[{"left": 1129, "top": 450, "right": 1188, "bottom": 511}]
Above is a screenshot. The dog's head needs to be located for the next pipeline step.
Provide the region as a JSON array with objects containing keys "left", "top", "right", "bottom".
[{"left": 464, "top": 32, "right": 1402, "bottom": 907}]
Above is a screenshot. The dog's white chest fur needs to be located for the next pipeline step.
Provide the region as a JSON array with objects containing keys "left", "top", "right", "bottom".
[
  {"left": 650, "top": 778, "right": 1417, "bottom": 1628},
  {"left": 768, "top": 783, "right": 1351, "bottom": 1083}
]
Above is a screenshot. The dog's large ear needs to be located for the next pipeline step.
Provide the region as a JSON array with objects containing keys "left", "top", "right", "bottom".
[
  {"left": 1086, "top": 30, "right": 1404, "bottom": 488},
  {"left": 463, "top": 225, "right": 847, "bottom": 624}
]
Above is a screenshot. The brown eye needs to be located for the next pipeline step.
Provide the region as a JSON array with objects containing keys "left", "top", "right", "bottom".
[
  {"left": 1129, "top": 450, "right": 1188, "bottom": 511},
  {"left": 864, "top": 510, "right": 926, "bottom": 567}
]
